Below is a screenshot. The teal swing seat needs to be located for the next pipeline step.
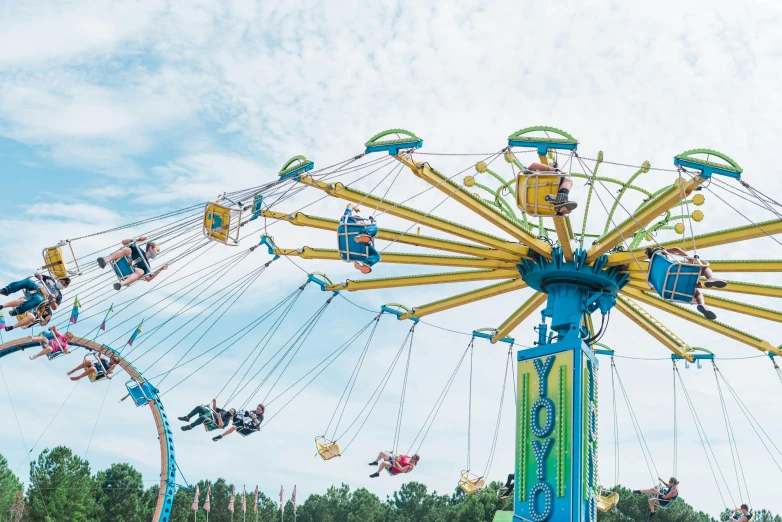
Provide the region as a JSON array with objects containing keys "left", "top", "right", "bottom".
[
  {"left": 337, "top": 216, "right": 378, "bottom": 265},
  {"left": 647, "top": 251, "right": 708, "bottom": 303},
  {"left": 110, "top": 242, "right": 152, "bottom": 286}
]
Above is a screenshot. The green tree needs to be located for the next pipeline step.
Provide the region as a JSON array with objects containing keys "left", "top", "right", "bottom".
[
  {"left": 389, "top": 482, "right": 453, "bottom": 522},
  {"left": 95, "top": 463, "right": 145, "bottom": 522},
  {"left": 0, "top": 453, "right": 24, "bottom": 517},
  {"left": 24, "top": 446, "right": 97, "bottom": 522}
]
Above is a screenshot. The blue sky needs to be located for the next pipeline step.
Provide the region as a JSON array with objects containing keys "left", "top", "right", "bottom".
[{"left": 1, "top": 0, "right": 782, "bottom": 517}]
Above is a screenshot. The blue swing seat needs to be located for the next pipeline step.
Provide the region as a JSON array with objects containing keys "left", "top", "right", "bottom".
[
  {"left": 125, "top": 378, "right": 158, "bottom": 407},
  {"left": 337, "top": 218, "right": 375, "bottom": 264},
  {"left": 647, "top": 251, "right": 707, "bottom": 303},
  {"left": 110, "top": 243, "right": 152, "bottom": 285}
]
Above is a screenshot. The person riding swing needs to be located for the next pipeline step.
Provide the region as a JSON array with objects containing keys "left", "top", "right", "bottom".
[
  {"left": 340, "top": 204, "right": 381, "bottom": 274},
  {"left": 67, "top": 353, "right": 120, "bottom": 381},
  {"left": 368, "top": 450, "right": 420, "bottom": 478},
  {"left": 178, "top": 399, "right": 235, "bottom": 432},
  {"left": 212, "top": 404, "right": 264, "bottom": 442},
  {"left": 731, "top": 504, "right": 754, "bottom": 522},
  {"left": 97, "top": 236, "right": 168, "bottom": 290},
  {"left": 645, "top": 247, "right": 726, "bottom": 320},
  {"left": 1, "top": 273, "right": 69, "bottom": 331},
  {"left": 29, "top": 325, "right": 73, "bottom": 360},
  {"left": 634, "top": 476, "right": 679, "bottom": 518},
  {"left": 525, "top": 162, "right": 578, "bottom": 215},
  {"left": 498, "top": 473, "right": 515, "bottom": 499}
]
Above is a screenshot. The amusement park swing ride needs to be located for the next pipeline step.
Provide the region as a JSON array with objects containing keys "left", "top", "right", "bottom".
[{"left": 2, "top": 126, "right": 781, "bottom": 522}]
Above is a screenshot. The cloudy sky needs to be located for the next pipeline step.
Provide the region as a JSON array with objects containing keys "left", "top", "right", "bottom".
[{"left": 1, "top": 0, "right": 781, "bottom": 517}]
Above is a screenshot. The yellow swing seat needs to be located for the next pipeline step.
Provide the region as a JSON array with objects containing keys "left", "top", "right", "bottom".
[
  {"left": 203, "top": 198, "right": 242, "bottom": 246},
  {"left": 458, "top": 470, "right": 485, "bottom": 495},
  {"left": 595, "top": 489, "right": 619, "bottom": 512},
  {"left": 315, "top": 436, "right": 341, "bottom": 460},
  {"left": 516, "top": 172, "right": 562, "bottom": 217},
  {"left": 42, "top": 241, "right": 81, "bottom": 278}
]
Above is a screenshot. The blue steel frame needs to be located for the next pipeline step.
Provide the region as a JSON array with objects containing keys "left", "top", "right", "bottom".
[{"left": 0, "top": 337, "right": 177, "bottom": 522}]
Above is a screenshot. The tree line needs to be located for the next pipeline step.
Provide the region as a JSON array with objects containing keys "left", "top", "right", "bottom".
[{"left": 0, "top": 446, "right": 777, "bottom": 522}]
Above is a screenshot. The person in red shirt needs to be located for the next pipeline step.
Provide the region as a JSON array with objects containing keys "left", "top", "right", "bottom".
[
  {"left": 368, "top": 451, "right": 420, "bottom": 478},
  {"left": 29, "top": 326, "right": 73, "bottom": 360}
]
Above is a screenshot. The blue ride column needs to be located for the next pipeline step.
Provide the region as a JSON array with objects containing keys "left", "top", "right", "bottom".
[{"left": 513, "top": 248, "right": 627, "bottom": 522}]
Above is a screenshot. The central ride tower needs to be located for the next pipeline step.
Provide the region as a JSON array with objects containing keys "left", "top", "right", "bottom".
[{"left": 513, "top": 246, "right": 627, "bottom": 522}]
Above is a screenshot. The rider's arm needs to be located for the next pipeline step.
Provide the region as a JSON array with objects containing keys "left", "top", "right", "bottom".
[
  {"left": 49, "top": 301, "right": 59, "bottom": 311},
  {"left": 660, "top": 488, "right": 676, "bottom": 499},
  {"left": 51, "top": 325, "right": 59, "bottom": 335},
  {"left": 144, "top": 264, "right": 169, "bottom": 282},
  {"left": 212, "top": 398, "right": 218, "bottom": 410},
  {"left": 216, "top": 413, "right": 225, "bottom": 428},
  {"left": 666, "top": 247, "right": 689, "bottom": 257}
]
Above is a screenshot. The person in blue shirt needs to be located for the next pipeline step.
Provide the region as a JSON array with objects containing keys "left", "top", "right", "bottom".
[
  {"left": 0, "top": 273, "right": 69, "bottom": 331},
  {"left": 342, "top": 204, "right": 381, "bottom": 274}
]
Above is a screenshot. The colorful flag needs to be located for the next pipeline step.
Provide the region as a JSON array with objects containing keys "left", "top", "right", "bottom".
[
  {"left": 191, "top": 484, "right": 199, "bottom": 512},
  {"left": 242, "top": 485, "right": 247, "bottom": 513},
  {"left": 127, "top": 320, "right": 144, "bottom": 346},
  {"left": 204, "top": 484, "right": 211, "bottom": 512},
  {"left": 0, "top": 312, "right": 6, "bottom": 330},
  {"left": 69, "top": 297, "right": 81, "bottom": 324},
  {"left": 253, "top": 486, "right": 259, "bottom": 513},
  {"left": 100, "top": 304, "right": 114, "bottom": 331},
  {"left": 228, "top": 485, "right": 235, "bottom": 512},
  {"left": 292, "top": 485, "right": 297, "bottom": 514},
  {"left": 279, "top": 486, "right": 284, "bottom": 513}
]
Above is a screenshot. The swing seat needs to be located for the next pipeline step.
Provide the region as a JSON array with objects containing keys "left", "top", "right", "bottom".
[
  {"left": 595, "top": 490, "right": 619, "bottom": 512},
  {"left": 336, "top": 220, "right": 375, "bottom": 264},
  {"left": 125, "top": 378, "right": 157, "bottom": 407},
  {"left": 42, "top": 241, "right": 81, "bottom": 278},
  {"left": 204, "top": 201, "right": 241, "bottom": 246},
  {"left": 315, "top": 436, "right": 341, "bottom": 460},
  {"left": 647, "top": 252, "right": 708, "bottom": 303},
  {"left": 237, "top": 426, "right": 259, "bottom": 437},
  {"left": 516, "top": 172, "right": 561, "bottom": 217},
  {"left": 110, "top": 243, "right": 152, "bottom": 286},
  {"left": 458, "top": 470, "right": 485, "bottom": 495}
]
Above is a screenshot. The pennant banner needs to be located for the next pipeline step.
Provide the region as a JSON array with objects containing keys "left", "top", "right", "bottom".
[
  {"left": 228, "top": 485, "right": 235, "bottom": 512},
  {"left": 254, "top": 486, "right": 259, "bottom": 513},
  {"left": 100, "top": 304, "right": 114, "bottom": 331},
  {"left": 292, "top": 485, "right": 297, "bottom": 514},
  {"left": 280, "top": 485, "right": 284, "bottom": 513},
  {"left": 204, "top": 484, "right": 211, "bottom": 512},
  {"left": 69, "top": 297, "right": 81, "bottom": 324},
  {"left": 127, "top": 320, "right": 144, "bottom": 346},
  {"left": 191, "top": 484, "right": 199, "bottom": 512},
  {"left": 242, "top": 485, "right": 247, "bottom": 513}
]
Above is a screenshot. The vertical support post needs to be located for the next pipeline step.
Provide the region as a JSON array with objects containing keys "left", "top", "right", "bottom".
[{"left": 515, "top": 337, "right": 598, "bottom": 522}]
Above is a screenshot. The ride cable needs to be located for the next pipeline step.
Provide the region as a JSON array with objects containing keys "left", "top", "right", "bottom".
[
  {"left": 711, "top": 361, "right": 751, "bottom": 508},
  {"left": 610, "top": 357, "right": 659, "bottom": 485},
  {"left": 156, "top": 285, "right": 307, "bottom": 395},
  {"left": 406, "top": 338, "right": 472, "bottom": 455},
  {"left": 335, "top": 325, "right": 416, "bottom": 454},
  {"left": 673, "top": 361, "right": 734, "bottom": 508},
  {"left": 391, "top": 324, "right": 415, "bottom": 455},
  {"left": 322, "top": 313, "right": 382, "bottom": 443}
]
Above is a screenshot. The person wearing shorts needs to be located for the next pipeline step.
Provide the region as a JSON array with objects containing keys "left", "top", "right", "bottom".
[
  {"left": 29, "top": 326, "right": 73, "bottom": 360},
  {"left": 368, "top": 450, "right": 419, "bottom": 478}
]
